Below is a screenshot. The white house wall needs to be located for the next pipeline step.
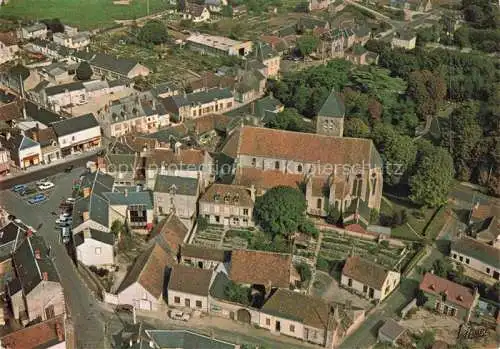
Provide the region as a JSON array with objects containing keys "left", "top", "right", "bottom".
[{"left": 76, "top": 237, "right": 114, "bottom": 266}]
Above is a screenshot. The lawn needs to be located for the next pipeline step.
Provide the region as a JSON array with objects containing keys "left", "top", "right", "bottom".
[{"left": 0, "top": 0, "right": 170, "bottom": 29}]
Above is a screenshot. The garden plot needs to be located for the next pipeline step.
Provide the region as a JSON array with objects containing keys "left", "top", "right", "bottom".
[
  {"left": 222, "top": 229, "right": 252, "bottom": 250},
  {"left": 319, "top": 229, "right": 410, "bottom": 270},
  {"left": 192, "top": 225, "right": 225, "bottom": 248}
]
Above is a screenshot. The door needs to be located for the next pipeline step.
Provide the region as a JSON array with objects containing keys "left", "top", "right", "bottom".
[
  {"left": 237, "top": 309, "right": 251, "bottom": 324},
  {"left": 275, "top": 320, "right": 281, "bottom": 332},
  {"left": 493, "top": 271, "right": 499, "bottom": 280},
  {"left": 185, "top": 298, "right": 190, "bottom": 307},
  {"left": 368, "top": 288, "right": 374, "bottom": 299}
]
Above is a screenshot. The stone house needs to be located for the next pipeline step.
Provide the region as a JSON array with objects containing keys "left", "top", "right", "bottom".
[
  {"left": 450, "top": 236, "right": 500, "bottom": 280},
  {"left": 466, "top": 202, "right": 499, "bottom": 246},
  {"left": 71, "top": 51, "right": 150, "bottom": 80},
  {"left": 153, "top": 175, "right": 200, "bottom": 220},
  {"left": 260, "top": 289, "right": 365, "bottom": 347},
  {"left": 20, "top": 23, "right": 47, "bottom": 40},
  {"left": 317, "top": 28, "right": 356, "bottom": 58},
  {"left": 51, "top": 113, "right": 101, "bottom": 157},
  {"left": 341, "top": 255, "right": 401, "bottom": 302},
  {"left": 184, "top": 4, "right": 211, "bottom": 23},
  {"left": 253, "top": 42, "right": 281, "bottom": 79},
  {"left": 53, "top": 31, "right": 90, "bottom": 50},
  {"left": 0, "top": 221, "right": 27, "bottom": 293},
  {"left": 391, "top": 31, "right": 417, "bottom": 50},
  {"left": 116, "top": 243, "right": 175, "bottom": 311},
  {"left": 419, "top": 272, "right": 479, "bottom": 322},
  {"left": 26, "top": 127, "right": 60, "bottom": 164},
  {"left": 199, "top": 184, "right": 255, "bottom": 227},
  {"left": 180, "top": 245, "right": 230, "bottom": 270},
  {"left": 223, "top": 126, "right": 383, "bottom": 222},
  {"left": 8, "top": 235, "right": 65, "bottom": 324},
  {"left": 378, "top": 319, "right": 406, "bottom": 345},
  {"left": 0, "top": 131, "right": 42, "bottom": 169},
  {"left": 73, "top": 228, "right": 114, "bottom": 266},
  {"left": 0, "top": 37, "right": 19, "bottom": 65},
  {"left": 148, "top": 213, "right": 189, "bottom": 257},
  {"left": 167, "top": 265, "right": 214, "bottom": 312}
]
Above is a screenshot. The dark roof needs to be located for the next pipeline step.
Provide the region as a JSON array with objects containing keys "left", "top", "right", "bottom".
[
  {"left": 395, "top": 31, "right": 416, "bottom": 40},
  {"left": 0, "top": 221, "right": 25, "bottom": 262},
  {"left": 85, "top": 228, "right": 114, "bottom": 245},
  {"left": 75, "top": 51, "right": 143, "bottom": 76},
  {"left": 103, "top": 191, "right": 153, "bottom": 209},
  {"left": 342, "top": 255, "right": 393, "bottom": 290},
  {"left": 318, "top": 89, "right": 345, "bottom": 118},
  {"left": 146, "top": 330, "right": 238, "bottom": 349},
  {"left": 12, "top": 235, "right": 59, "bottom": 295},
  {"left": 51, "top": 113, "right": 99, "bottom": 137},
  {"left": 117, "top": 243, "right": 175, "bottom": 298},
  {"left": 188, "top": 88, "right": 232, "bottom": 104},
  {"left": 181, "top": 245, "right": 229, "bottom": 263},
  {"left": 45, "top": 81, "right": 85, "bottom": 96},
  {"left": 167, "top": 265, "right": 213, "bottom": 296},
  {"left": 1, "top": 132, "right": 39, "bottom": 153},
  {"left": 24, "top": 101, "right": 64, "bottom": 126},
  {"left": 451, "top": 236, "right": 500, "bottom": 269},
  {"left": 154, "top": 175, "right": 199, "bottom": 196},
  {"left": 378, "top": 319, "right": 406, "bottom": 341}
]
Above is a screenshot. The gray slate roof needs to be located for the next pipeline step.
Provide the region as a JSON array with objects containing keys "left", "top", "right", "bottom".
[
  {"left": 452, "top": 236, "right": 500, "bottom": 269},
  {"left": 74, "top": 51, "right": 143, "bottom": 76},
  {"left": 318, "top": 89, "right": 345, "bottom": 118},
  {"left": 25, "top": 101, "right": 64, "bottom": 126},
  {"left": 45, "top": 81, "right": 85, "bottom": 96},
  {"left": 52, "top": 113, "right": 99, "bottom": 137},
  {"left": 146, "top": 330, "right": 238, "bottom": 349},
  {"left": 154, "top": 175, "right": 199, "bottom": 196},
  {"left": 103, "top": 191, "right": 153, "bottom": 209},
  {"left": 379, "top": 319, "right": 406, "bottom": 341}
]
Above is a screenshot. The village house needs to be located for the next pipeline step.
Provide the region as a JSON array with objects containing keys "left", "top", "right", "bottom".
[
  {"left": 116, "top": 243, "right": 175, "bottom": 311},
  {"left": 259, "top": 35, "right": 292, "bottom": 55},
  {"left": 229, "top": 250, "right": 299, "bottom": 290},
  {"left": 344, "top": 45, "right": 379, "bottom": 66},
  {"left": 20, "top": 23, "right": 47, "bottom": 40},
  {"left": 466, "top": 202, "right": 499, "bottom": 246},
  {"left": 71, "top": 51, "right": 150, "bottom": 79},
  {"left": 8, "top": 234, "right": 65, "bottom": 324},
  {"left": 23, "top": 101, "right": 64, "bottom": 128},
  {"left": 0, "top": 146, "right": 10, "bottom": 175},
  {"left": 451, "top": 236, "right": 500, "bottom": 280},
  {"left": 160, "top": 87, "right": 234, "bottom": 122},
  {"left": 253, "top": 42, "right": 281, "bottom": 79},
  {"left": 152, "top": 82, "right": 179, "bottom": 99},
  {"left": 104, "top": 189, "right": 155, "bottom": 232},
  {"left": 37, "top": 62, "right": 74, "bottom": 85},
  {"left": 26, "top": 126, "right": 61, "bottom": 164},
  {"left": 199, "top": 183, "right": 255, "bottom": 227},
  {"left": 186, "top": 33, "right": 253, "bottom": 57},
  {"left": 148, "top": 213, "right": 189, "bottom": 256},
  {"left": 0, "top": 221, "right": 28, "bottom": 294},
  {"left": 224, "top": 126, "right": 383, "bottom": 221},
  {"left": 308, "top": 0, "right": 333, "bottom": 11},
  {"left": 184, "top": 3, "right": 211, "bottom": 23},
  {"left": 260, "top": 289, "right": 366, "bottom": 347},
  {"left": 378, "top": 319, "right": 407, "bottom": 346},
  {"left": 73, "top": 228, "right": 114, "bottom": 266},
  {"left": 341, "top": 255, "right": 401, "bottom": 302},
  {"left": 51, "top": 113, "right": 101, "bottom": 157},
  {"left": 0, "top": 131, "right": 42, "bottom": 169},
  {"left": 53, "top": 31, "right": 91, "bottom": 50},
  {"left": 0, "top": 314, "right": 67, "bottom": 349},
  {"left": 97, "top": 93, "right": 168, "bottom": 138},
  {"left": 153, "top": 174, "right": 200, "bottom": 220},
  {"left": 317, "top": 28, "right": 356, "bottom": 58},
  {"left": 0, "top": 36, "right": 19, "bottom": 65},
  {"left": 391, "top": 31, "right": 417, "bottom": 50},
  {"left": 205, "top": 0, "right": 228, "bottom": 12},
  {"left": 419, "top": 272, "right": 479, "bottom": 322},
  {"left": 44, "top": 81, "right": 87, "bottom": 111},
  {"left": 167, "top": 264, "right": 214, "bottom": 312},
  {"left": 180, "top": 244, "right": 230, "bottom": 270},
  {"left": 24, "top": 38, "right": 70, "bottom": 60}
]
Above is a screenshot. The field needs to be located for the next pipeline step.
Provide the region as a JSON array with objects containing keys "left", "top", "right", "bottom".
[
  {"left": 0, "top": 0, "right": 170, "bottom": 29},
  {"left": 318, "top": 229, "right": 417, "bottom": 272}
]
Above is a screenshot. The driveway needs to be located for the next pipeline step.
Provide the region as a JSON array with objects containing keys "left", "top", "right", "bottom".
[{"left": 0, "top": 169, "right": 109, "bottom": 349}]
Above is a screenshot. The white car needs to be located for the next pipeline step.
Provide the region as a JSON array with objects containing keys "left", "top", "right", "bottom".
[
  {"left": 66, "top": 198, "right": 76, "bottom": 204},
  {"left": 169, "top": 310, "right": 190, "bottom": 321},
  {"left": 38, "top": 182, "right": 55, "bottom": 190}
]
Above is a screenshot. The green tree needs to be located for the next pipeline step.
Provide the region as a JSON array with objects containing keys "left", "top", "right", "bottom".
[
  {"left": 298, "top": 219, "right": 319, "bottom": 238},
  {"left": 254, "top": 186, "right": 307, "bottom": 238},
  {"left": 197, "top": 215, "right": 208, "bottom": 231},
  {"left": 221, "top": 5, "right": 233, "bottom": 17},
  {"left": 371, "top": 124, "right": 417, "bottom": 184},
  {"left": 266, "top": 108, "right": 313, "bottom": 133},
  {"left": 295, "top": 263, "right": 312, "bottom": 287},
  {"left": 416, "top": 330, "right": 435, "bottom": 349},
  {"left": 410, "top": 147, "right": 454, "bottom": 207},
  {"left": 407, "top": 70, "right": 447, "bottom": 120},
  {"left": 138, "top": 20, "right": 168, "bottom": 45},
  {"left": 110, "top": 219, "right": 124, "bottom": 237},
  {"left": 454, "top": 27, "right": 470, "bottom": 48},
  {"left": 296, "top": 35, "right": 319, "bottom": 56},
  {"left": 326, "top": 205, "right": 341, "bottom": 225},
  {"left": 76, "top": 61, "right": 93, "bottom": 81},
  {"left": 224, "top": 281, "right": 251, "bottom": 305},
  {"left": 432, "top": 258, "right": 453, "bottom": 278},
  {"left": 344, "top": 118, "right": 370, "bottom": 138}
]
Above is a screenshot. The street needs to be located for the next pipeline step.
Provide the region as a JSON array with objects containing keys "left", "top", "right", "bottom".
[{"left": 0, "top": 169, "right": 108, "bottom": 349}]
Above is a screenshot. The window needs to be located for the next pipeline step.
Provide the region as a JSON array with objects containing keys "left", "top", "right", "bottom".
[
  {"left": 486, "top": 267, "right": 491, "bottom": 273},
  {"left": 289, "top": 324, "right": 295, "bottom": 332},
  {"left": 348, "top": 278, "right": 352, "bottom": 287},
  {"left": 275, "top": 161, "right": 280, "bottom": 170},
  {"left": 174, "top": 297, "right": 180, "bottom": 304},
  {"left": 265, "top": 318, "right": 271, "bottom": 326},
  {"left": 226, "top": 102, "right": 232, "bottom": 108},
  {"left": 316, "top": 198, "right": 322, "bottom": 209},
  {"left": 251, "top": 158, "right": 256, "bottom": 167},
  {"left": 72, "top": 136, "right": 75, "bottom": 141},
  {"left": 459, "top": 256, "right": 463, "bottom": 262},
  {"left": 453, "top": 254, "right": 457, "bottom": 259},
  {"left": 196, "top": 300, "right": 202, "bottom": 308},
  {"left": 297, "top": 164, "right": 303, "bottom": 172},
  {"left": 243, "top": 208, "right": 249, "bottom": 216},
  {"left": 215, "top": 216, "right": 220, "bottom": 223},
  {"left": 450, "top": 308, "right": 457, "bottom": 316},
  {"left": 363, "top": 285, "right": 368, "bottom": 293},
  {"left": 371, "top": 173, "right": 377, "bottom": 195},
  {"left": 465, "top": 258, "right": 470, "bottom": 264},
  {"left": 95, "top": 247, "right": 101, "bottom": 255}
]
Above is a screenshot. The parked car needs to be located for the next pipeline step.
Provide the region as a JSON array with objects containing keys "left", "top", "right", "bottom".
[
  {"left": 12, "top": 184, "right": 27, "bottom": 192},
  {"left": 64, "top": 165, "right": 74, "bottom": 173},
  {"left": 28, "top": 194, "right": 47, "bottom": 204},
  {"left": 61, "top": 227, "right": 71, "bottom": 237},
  {"left": 169, "top": 310, "right": 190, "bottom": 321},
  {"left": 20, "top": 188, "right": 37, "bottom": 196},
  {"left": 115, "top": 304, "right": 133, "bottom": 313},
  {"left": 38, "top": 182, "right": 55, "bottom": 190},
  {"left": 66, "top": 197, "right": 76, "bottom": 204}
]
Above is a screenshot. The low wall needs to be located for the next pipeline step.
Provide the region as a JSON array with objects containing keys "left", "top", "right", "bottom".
[{"left": 208, "top": 296, "right": 260, "bottom": 325}]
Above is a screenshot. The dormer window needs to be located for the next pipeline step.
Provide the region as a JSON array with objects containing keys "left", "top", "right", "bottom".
[{"left": 214, "top": 193, "right": 221, "bottom": 202}]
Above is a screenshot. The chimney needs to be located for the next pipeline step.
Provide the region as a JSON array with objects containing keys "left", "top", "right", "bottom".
[
  {"left": 34, "top": 248, "right": 41, "bottom": 259},
  {"left": 42, "top": 271, "right": 48, "bottom": 281}
]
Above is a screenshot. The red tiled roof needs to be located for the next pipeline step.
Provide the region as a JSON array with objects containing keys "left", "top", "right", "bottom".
[
  {"left": 229, "top": 249, "right": 293, "bottom": 288},
  {"left": 419, "top": 273, "right": 476, "bottom": 309},
  {"left": 151, "top": 214, "right": 189, "bottom": 254},
  {"left": 0, "top": 315, "right": 65, "bottom": 349},
  {"left": 147, "top": 148, "right": 206, "bottom": 167},
  {"left": 200, "top": 183, "right": 253, "bottom": 207},
  {"left": 0, "top": 31, "right": 19, "bottom": 46},
  {"left": 223, "top": 126, "right": 376, "bottom": 168},
  {"left": 234, "top": 167, "right": 304, "bottom": 195},
  {"left": 0, "top": 100, "right": 23, "bottom": 122}
]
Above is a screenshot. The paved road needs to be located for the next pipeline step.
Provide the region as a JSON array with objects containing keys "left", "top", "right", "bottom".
[
  {"left": 0, "top": 169, "right": 108, "bottom": 349},
  {"left": 0, "top": 153, "right": 98, "bottom": 190}
]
